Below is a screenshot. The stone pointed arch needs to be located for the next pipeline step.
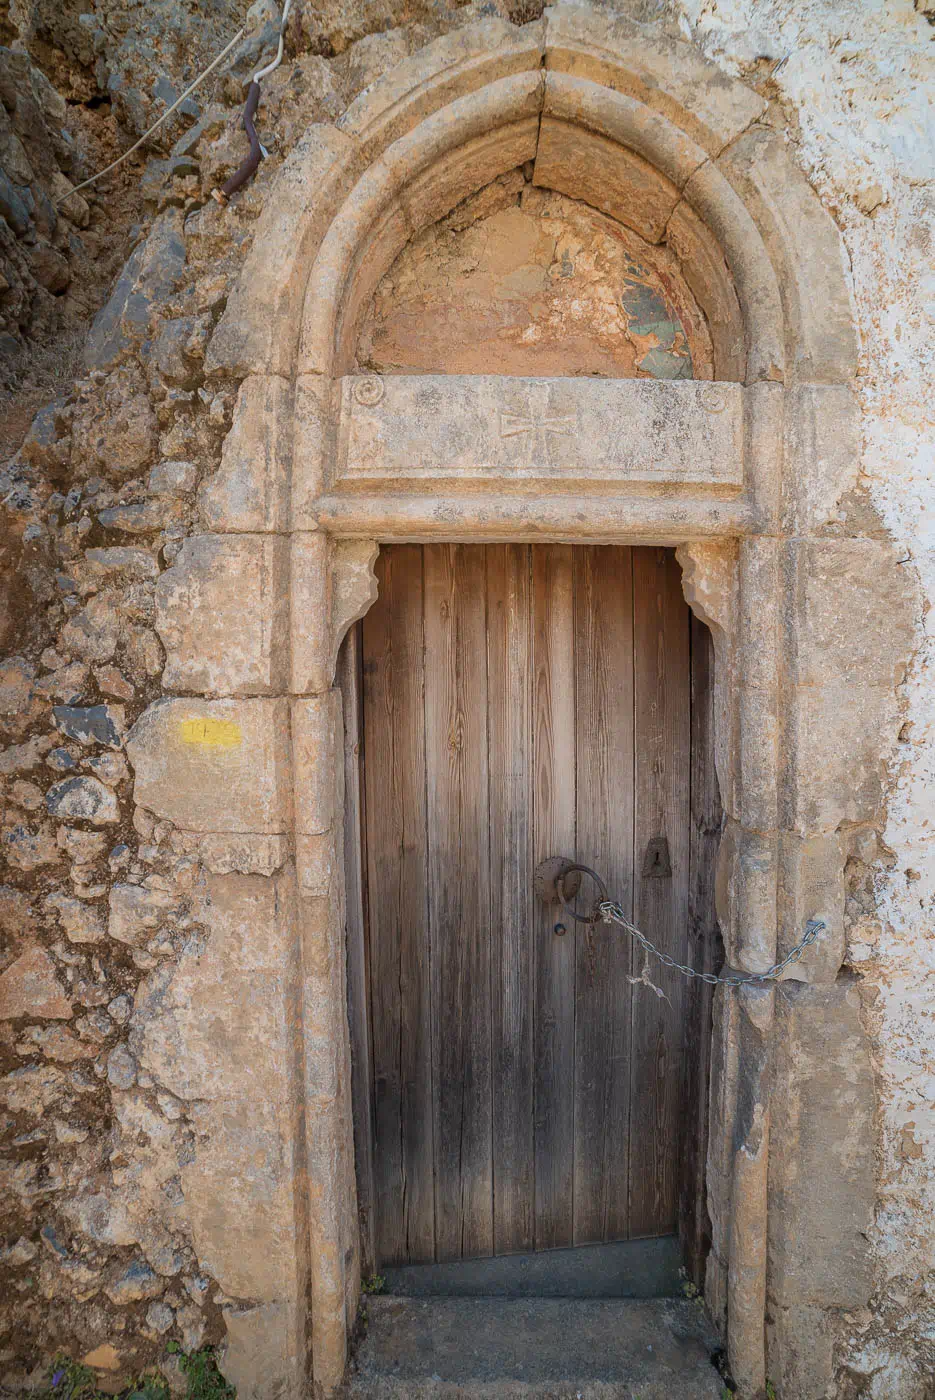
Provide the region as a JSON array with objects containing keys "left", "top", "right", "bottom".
[{"left": 130, "top": 10, "right": 913, "bottom": 1400}]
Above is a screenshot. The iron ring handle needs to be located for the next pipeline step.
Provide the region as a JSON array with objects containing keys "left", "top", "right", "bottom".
[{"left": 556, "top": 863, "right": 609, "bottom": 925}]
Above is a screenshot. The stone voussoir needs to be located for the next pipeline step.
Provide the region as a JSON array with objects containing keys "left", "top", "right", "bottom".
[
  {"left": 205, "top": 124, "right": 365, "bottom": 380},
  {"left": 715, "top": 126, "right": 858, "bottom": 385},
  {"left": 542, "top": 2, "right": 768, "bottom": 155}
]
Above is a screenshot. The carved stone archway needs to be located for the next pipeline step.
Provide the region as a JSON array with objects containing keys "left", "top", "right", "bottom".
[{"left": 126, "top": 9, "right": 914, "bottom": 1398}]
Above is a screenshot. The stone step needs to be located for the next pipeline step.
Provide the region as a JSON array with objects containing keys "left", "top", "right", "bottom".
[
  {"left": 381, "top": 1236, "right": 683, "bottom": 1299},
  {"left": 346, "top": 1296, "right": 726, "bottom": 1399}
]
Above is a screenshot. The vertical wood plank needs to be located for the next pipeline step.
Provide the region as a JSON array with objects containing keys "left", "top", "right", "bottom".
[
  {"left": 573, "top": 546, "right": 635, "bottom": 1244},
  {"left": 679, "top": 612, "right": 722, "bottom": 1285},
  {"left": 362, "top": 546, "right": 435, "bottom": 1265},
  {"left": 630, "top": 547, "right": 692, "bottom": 1237},
  {"left": 532, "top": 544, "right": 577, "bottom": 1250},
  {"left": 424, "top": 545, "right": 493, "bottom": 1262},
  {"left": 338, "top": 622, "right": 376, "bottom": 1275},
  {"left": 487, "top": 545, "right": 535, "bottom": 1255}
]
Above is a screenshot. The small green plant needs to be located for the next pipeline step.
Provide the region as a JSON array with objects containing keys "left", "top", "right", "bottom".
[
  {"left": 47, "top": 1358, "right": 98, "bottom": 1400},
  {"left": 765, "top": 1382, "right": 778, "bottom": 1400},
  {"left": 165, "top": 1345, "right": 235, "bottom": 1400},
  {"left": 361, "top": 1273, "right": 386, "bottom": 1294},
  {"left": 45, "top": 1358, "right": 170, "bottom": 1400},
  {"left": 127, "top": 1381, "right": 170, "bottom": 1400}
]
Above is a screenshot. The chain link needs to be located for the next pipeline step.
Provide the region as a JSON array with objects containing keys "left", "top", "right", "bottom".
[{"left": 597, "top": 901, "right": 827, "bottom": 987}]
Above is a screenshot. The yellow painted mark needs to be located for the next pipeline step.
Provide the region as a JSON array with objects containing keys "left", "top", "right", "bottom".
[{"left": 178, "top": 717, "right": 243, "bottom": 749}]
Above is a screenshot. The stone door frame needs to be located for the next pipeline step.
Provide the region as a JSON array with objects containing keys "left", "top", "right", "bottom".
[{"left": 128, "top": 8, "right": 900, "bottom": 1397}]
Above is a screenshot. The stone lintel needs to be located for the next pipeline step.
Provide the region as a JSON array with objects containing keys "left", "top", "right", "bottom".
[
  {"left": 311, "top": 492, "right": 754, "bottom": 541},
  {"left": 333, "top": 374, "right": 744, "bottom": 489}
]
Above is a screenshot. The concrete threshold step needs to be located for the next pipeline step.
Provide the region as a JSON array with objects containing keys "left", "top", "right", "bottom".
[
  {"left": 381, "top": 1237, "right": 682, "bottom": 1299},
  {"left": 346, "top": 1296, "right": 726, "bottom": 1399}
]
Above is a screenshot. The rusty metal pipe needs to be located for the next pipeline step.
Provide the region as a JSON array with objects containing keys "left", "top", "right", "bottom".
[{"left": 213, "top": 80, "right": 262, "bottom": 205}]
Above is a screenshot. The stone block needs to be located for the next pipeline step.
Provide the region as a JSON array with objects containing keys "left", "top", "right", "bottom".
[
  {"left": 785, "top": 682, "right": 899, "bottom": 835},
  {"left": 769, "top": 979, "right": 874, "bottom": 1311},
  {"left": 292, "top": 693, "right": 341, "bottom": 836},
  {"left": 148, "top": 459, "right": 198, "bottom": 498},
  {"left": 131, "top": 870, "right": 305, "bottom": 1314},
  {"left": 290, "top": 533, "right": 331, "bottom": 695},
  {"left": 716, "top": 127, "right": 857, "bottom": 384},
  {"left": 108, "top": 883, "right": 182, "bottom": 947},
  {"left": 170, "top": 831, "right": 290, "bottom": 877},
  {"left": 198, "top": 377, "right": 293, "bottom": 534},
  {"left": 296, "top": 831, "right": 335, "bottom": 898},
  {"left": 737, "top": 687, "right": 778, "bottom": 833},
  {"left": 741, "top": 380, "right": 783, "bottom": 531},
  {"left": 778, "top": 831, "right": 845, "bottom": 983},
  {"left": 543, "top": 3, "right": 767, "bottom": 156},
  {"left": 787, "top": 538, "right": 917, "bottom": 688},
  {"left": 45, "top": 775, "right": 119, "bottom": 825},
  {"left": 220, "top": 1301, "right": 304, "bottom": 1400},
  {"left": 737, "top": 536, "right": 780, "bottom": 691},
  {"left": 534, "top": 116, "right": 680, "bottom": 243},
  {"left": 337, "top": 17, "right": 545, "bottom": 159},
  {"left": 126, "top": 698, "right": 292, "bottom": 834},
  {"left": 155, "top": 534, "right": 289, "bottom": 696},
  {"left": 0, "top": 945, "right": 72, "bottom": 1020},
  {"left": 45, "top": 893, "right": 105, "bottom": 944},
  {"left": 766, "top": 1302, "right": 835, "bottom": 1400},
  {"left": 716, "top": 820, "right": 778, "bottom": 972},
  {"left": 206, "top": 125, "right": 363, "bottom": 379},
  {"left": 84, "top": 547, "right": 160, "bottom": 581},
  {"left": 52, "top": 703, "right": 125, "bottom": 749},
  {"left": 292, "top": 375, "right": 333, "bottom": 528},
  {"left": 782, "top": 385, "right": 860, "bottom": 534}
]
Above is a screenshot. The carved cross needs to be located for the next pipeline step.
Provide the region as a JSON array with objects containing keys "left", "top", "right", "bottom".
[{"left": 499, "top": 384, "right": 577, "bottom": 467}]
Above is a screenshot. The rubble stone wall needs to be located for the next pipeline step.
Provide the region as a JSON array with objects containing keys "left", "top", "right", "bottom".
[{"left": 0, "top": 2, "right": 932, "bottom": 1399}]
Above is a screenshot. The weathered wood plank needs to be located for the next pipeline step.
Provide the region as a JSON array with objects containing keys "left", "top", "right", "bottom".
[
  {"left": 488, "top": 545, "right": 535, "bottom": 1255},
  {"left": 362, "top": 546, "right": 435, "bottom": 1265},
  {"left": 629, "top": 547, "right": 692, "bottom": 1237},
  {"left": 573, "top": 547, "right": 635, "bottom": 1245},
  {"left": 362, "top": 544, "right": 703, "bottom": 1267},
  {"left": 424, "top": 545, "right": 493, "bottom": 1261},
  {"left": 338, "top": 622, "right": 376, "bottom": 1275},
  {"left": 679, "top": 612, "right": 722, "bottom": 1286},
  {"left": 532, "top": 544, "right": 577, "bottom": 1250}
]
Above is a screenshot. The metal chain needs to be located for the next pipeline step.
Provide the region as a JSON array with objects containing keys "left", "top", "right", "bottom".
[{"left": 597, "top": 901, "right": 827, "bottom": 987}]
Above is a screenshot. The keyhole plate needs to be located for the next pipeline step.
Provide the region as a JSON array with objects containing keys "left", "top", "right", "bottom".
[{"left": 641, "top": 836, "right": 672, "bottom": 879}]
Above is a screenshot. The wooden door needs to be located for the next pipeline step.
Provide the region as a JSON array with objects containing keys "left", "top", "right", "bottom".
[{"left": 353, "top": 544, "right": 712, "bottom": 1268}]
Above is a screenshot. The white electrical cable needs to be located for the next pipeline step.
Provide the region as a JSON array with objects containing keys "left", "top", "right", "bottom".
[
  {"left": 56, "top": 24, "right": 246, "bottom": 207},
  {"left": 253, "top": 0, "right": 294, "bottom": 84}
]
